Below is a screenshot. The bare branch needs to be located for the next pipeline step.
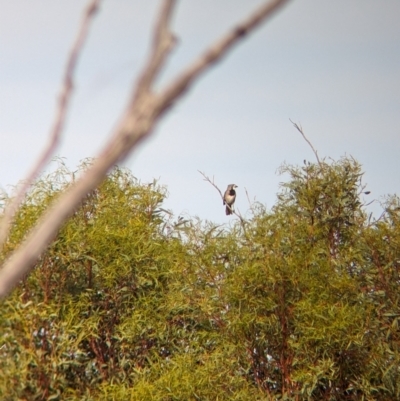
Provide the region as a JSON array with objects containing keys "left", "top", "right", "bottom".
[
  {"left": 290, "top": 119, "right": 322, "bottom": 167},
  {"left": 133, "top": 0, "right": 177, "bottom": 99},
  {"left": 0, "top": 0, "right": 101, "bottom": 250},
  {"left": 158, "top": 0, "right": 290, "bottom": 111},
  {"left": 199, "top": 171, "right": 247, "bottom": 228},
  {"left": 244, "top": 187, "right": 257, "bottom": 215},
  {"left": 0, "top": 0, "right": 290, "bottom": 298},
  {"left": 199, "top": 171, "right": 224, "bottom": 201}
]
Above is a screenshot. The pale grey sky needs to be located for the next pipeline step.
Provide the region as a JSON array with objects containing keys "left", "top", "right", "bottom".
[{"left": 1, "top": 1, "right": 399, "bottom": 224}]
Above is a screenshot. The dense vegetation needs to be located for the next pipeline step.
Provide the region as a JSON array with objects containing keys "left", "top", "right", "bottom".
[{"left": 0, "top": 157, "right": 399, "bottom": 400}]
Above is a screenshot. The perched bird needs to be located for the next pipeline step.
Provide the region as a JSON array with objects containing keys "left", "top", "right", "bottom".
[{"left": 223, "top": 184, "right": 238, "bottom": 215}]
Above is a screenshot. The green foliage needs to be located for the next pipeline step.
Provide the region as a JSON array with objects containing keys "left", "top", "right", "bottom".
[{"left": 1, "top": 157, "right": 399, "bottom": 400}]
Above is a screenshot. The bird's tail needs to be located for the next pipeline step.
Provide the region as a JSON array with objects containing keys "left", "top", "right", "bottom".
[{"left": 225, "top": 206, "right": 232, "bottom": 215}]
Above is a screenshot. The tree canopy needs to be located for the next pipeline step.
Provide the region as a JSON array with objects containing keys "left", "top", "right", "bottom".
[{"left": 1, "top": 157, "right": 399, "bottom": 400}]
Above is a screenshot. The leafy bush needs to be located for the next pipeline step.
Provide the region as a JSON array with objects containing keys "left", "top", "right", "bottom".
[{"left": 1, "top": 157, "right": 399, "bottom": 400}]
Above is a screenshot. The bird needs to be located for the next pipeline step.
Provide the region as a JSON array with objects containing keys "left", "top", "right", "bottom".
[{"left": 223, "top": 184, "right": 238, "bottom": 215}]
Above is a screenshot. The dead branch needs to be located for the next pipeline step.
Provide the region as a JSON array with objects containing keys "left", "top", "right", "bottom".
[
  {"left": 158, "top": 0, "right": 291, "bottom": 111},
  {"left": 133, "top": 0, "right": 176, "bottom": 99},
  {"left": 244, "top": 187, "right": 257, "bottom": 215},
  {"left": 290, "top": 119, "right": 322, "bottom": 167},
  {"left": 0, "top": 0, "right": 101, "bottom": 250},
  {"left": 0, "top": 0, "right": 290, "bottom": 298},
  {"left": 198, "top": 171, "right": 224, "bottom": 201},
  {"left": 199, "top": 171, "right": 247, "bottom": 229}
]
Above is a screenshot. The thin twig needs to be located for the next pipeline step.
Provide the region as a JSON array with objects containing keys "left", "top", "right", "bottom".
[
  {"left": 0, "top": 0, "right": 101, "bottom": 250},
  {"left": 244, "top": 187, "right": 257, "bottom": 215},
  {"left": 199, "top": 171, "right": 247, "bottom": 228},
  {"left": 198, "top": 171, "right": 224, "bottom": 200},
  {"left": 290, "top": 119, "right": 322, "bottom": 167},
  {"left": 0, "top": 0, "right": 290, "bottom": 298}
]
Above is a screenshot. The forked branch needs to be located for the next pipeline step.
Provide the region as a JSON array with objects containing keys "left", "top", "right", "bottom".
[
  {"left": 0, "top": 0, "right": 290, "bottom": 298},
  {"left": 198, "top": 171, "right": 224, "bottom": 201}
]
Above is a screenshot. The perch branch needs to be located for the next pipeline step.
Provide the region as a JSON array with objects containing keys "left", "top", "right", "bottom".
[
  {"left": 199, "top": 171, "right": 247, "bottom": 228},
  {"left": 198, "top": 171, "right": 224, "bottom": 201}
]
